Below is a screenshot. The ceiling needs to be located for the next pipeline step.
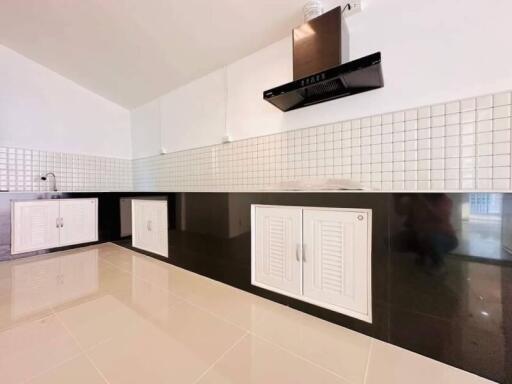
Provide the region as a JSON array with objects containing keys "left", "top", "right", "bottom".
[{"left": 0, "top": 0, "right": 346, "bottom": 109}]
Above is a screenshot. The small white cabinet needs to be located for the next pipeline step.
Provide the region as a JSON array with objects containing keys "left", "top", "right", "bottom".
[
  {"left": 11, "top": 199, "right": 98, "bottom": 254},
  {"left": 132, "top": 199, "right": 168, "bottom": 257},
  {"left": 252, "top": 205, "right": 372, "bottom": 322}
]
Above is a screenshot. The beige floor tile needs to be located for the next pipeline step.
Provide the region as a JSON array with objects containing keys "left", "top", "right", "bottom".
[
  {"left": 0, "top": 314, "right": 81, "bottom": 384},
  {"left": 86, "top": 301, "right": 246, "bottom": 384},
  {"left": 55, "top": 293, "right": 152, "bottom": 350},
  {"left": 250, "top": 304, "right": 371, "bottom": 384},
  {"left": 98, "top": 244, "right": 143, "bottom": 271},
  {"left": 196, "top": 334, "right": 348, "bottom": 384},
  {"left": 26, "top": 355, "right": 107, "bottom": 384},
  {"left": 0, "top": 244, "right": 498, "bottom": 384},
  {"left": 0, "top": 295, "right": 54, "bottom": 332},
  {"left": 160, "top": 263, "right": 371, "bottom": 384},
  {"left": 365, "top": 340, "right": 496, "bottom": 384},
  {"left": 162, "top": 269, "right": 280, "bottom": 330}
]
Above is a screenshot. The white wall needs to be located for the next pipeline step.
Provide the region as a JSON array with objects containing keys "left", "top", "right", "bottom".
[
  {"left": 131, "top": 99, "right": 161, "bottom": 159},
  {"left": 0, "top": 44, "right": 131, "bottom": 158},
  {"left": 131, "top": 0, "right": 512, "bottom": 156},
  {"left": 160, "top": 68, "right": 227, "bottom": 154}
]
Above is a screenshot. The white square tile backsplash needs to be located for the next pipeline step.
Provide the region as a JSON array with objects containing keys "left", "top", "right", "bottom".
[
  {"left": 0, "top": 147, "right": 132, "bottom": 192},
  {"left": 131, "top": 90, "right": 512, "bottom": 192},
  {"left": 3, "top": 90, "right": 512, "bottom": 193}
]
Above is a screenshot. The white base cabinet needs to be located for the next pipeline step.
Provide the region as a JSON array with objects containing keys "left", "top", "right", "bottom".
[
  {"left": 132, "top": 199, "right": 168, "bottom": 257},
  {"left": 11, "top": 199, "right": 98, "bottom": 255},
  {"left": 252, "top": 205, "right": 372, "bottom": 323}
]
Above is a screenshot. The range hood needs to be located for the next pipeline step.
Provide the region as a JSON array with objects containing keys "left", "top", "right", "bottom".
[{"left": 263, "top": 5, "right": 383, "bottom": 112}]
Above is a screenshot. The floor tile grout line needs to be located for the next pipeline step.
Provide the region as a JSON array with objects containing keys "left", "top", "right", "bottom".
[
  {"left": 363, "top": 338, "right": 374, "bottom": 384},
  {"left": 191, "top": 331, "right": 249, "bottom": 384},
  {"left": 53, "top": 311, "right": 112, "bottom": 384},
  {"left": 247, "top": 331, "right": 359, "bottom": 384},
  {"left": 18, "top": 309, "right": 82, "bottom": 384},
  {"left": 20, "top": 352, "right": 84, "bottom": 384}
]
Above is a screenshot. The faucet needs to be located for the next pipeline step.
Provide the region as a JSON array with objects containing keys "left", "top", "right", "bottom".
[{"left": 41, "top": 172, "right": 58, "bottom": 191}]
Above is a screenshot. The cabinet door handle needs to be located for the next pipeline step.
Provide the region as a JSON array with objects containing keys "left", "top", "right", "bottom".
[
  {"left": 302, "top": 244, "right": 307, "bottom": 262},
  {"left": 147, "top": 220, "right": 152, "bottom": 231},
  {"left": 60, "top": 218, "right": 64, "bottom": 228},
  {"left": 295, "top": 244, "right": 301, "bottom": 261},
  {"left": 56, "top": 218, "right": 60, "bottom": 228}
]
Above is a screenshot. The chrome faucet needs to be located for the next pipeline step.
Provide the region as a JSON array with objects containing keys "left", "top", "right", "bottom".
[{"left": 41, "top": 172, "right": 58, "bottom": 191}]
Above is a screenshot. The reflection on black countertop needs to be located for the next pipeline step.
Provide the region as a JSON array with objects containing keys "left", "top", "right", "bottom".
[{"left": 0, "top": 191, "right": 510, "bottom": 382}]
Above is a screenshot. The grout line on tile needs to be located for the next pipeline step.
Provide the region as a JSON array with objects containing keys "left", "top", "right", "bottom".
[
  {"left": 191, "top": 331, "right": 249, "bottom": 384},
  {"left": 17, "top": 310, "right": 84, "bottom": 384},
  {"left": 20, "top": 353, "right": 85, "bottom": 384},
  {"left": 248, "top": 331, "right": 356, "bottom": 384},
  {"left": 362, "top": 338, "right": 375, "bottom": 384},
  {"left": 53, "top": 311, "right": 112, "bottom": 384}
]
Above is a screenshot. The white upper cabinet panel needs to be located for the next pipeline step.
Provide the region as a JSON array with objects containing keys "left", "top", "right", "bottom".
[
  {"left": 302, "top": 209, "right": 371, "bottom": 318},
  {"left": 59, "top": 199, "right": 98, "bottom": 247},
  {"left": 11, "top": 200, "right": 60, "bottom": 254},
  {"left": 253, "top": 206, "right": 302, "bottom": 296}
]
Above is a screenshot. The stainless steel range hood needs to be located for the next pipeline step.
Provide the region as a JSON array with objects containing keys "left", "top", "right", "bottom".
[{"left": 263, "top": 5, "right": 383, "bottom": 112}]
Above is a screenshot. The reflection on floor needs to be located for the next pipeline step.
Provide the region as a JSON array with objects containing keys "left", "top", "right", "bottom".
[{"left": 0, "top": 243, "right": 495, "bottom": 384}]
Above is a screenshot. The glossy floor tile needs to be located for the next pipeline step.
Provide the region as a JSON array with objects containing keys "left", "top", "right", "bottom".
[
  {"left": 25, "top": 356, "right": 107, "bottom": 384},
  {"left": 0, "top": 243, "right": 497, "bottom": 384}
]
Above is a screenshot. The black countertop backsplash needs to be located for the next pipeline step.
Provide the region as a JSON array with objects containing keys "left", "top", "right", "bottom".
[{"left": 0, "top": 191, "right": 511, "bottom": 383}]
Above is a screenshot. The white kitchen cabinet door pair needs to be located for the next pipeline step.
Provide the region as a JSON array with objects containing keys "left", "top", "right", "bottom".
[
  {"left": 252, "top": 205, "right": 372, "bottom": 322},
  {"left": 132, "top": 199, "right": 168, "bottom": 257},
  {"left": 11, "top": 199, "right": 98, "bottom": 255}
]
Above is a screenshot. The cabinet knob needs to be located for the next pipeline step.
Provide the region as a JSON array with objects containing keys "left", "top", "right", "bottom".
[{"left": 357, "top": 215, "right": 364, "bottom": 221}]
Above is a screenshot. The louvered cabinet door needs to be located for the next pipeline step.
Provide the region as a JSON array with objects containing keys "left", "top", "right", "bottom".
[
  {"left": 253, "top": 206, "right": 302, "bottom": 296},
  {"left": 59, "top": 199, "right": 98, "bottom": 246},
  {"left": 302, "top": 209, "right": 371, "bottom": 317},
  {"left": 11, "top": 201, "right": 60, "bottom": 254}
]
